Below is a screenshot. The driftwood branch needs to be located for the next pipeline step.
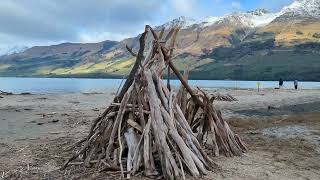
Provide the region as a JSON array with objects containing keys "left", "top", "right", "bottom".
[
  {"left": 126, "top": 45, "right": 137, "bottom": 57},
  {"left": 117, "top": 27, "right": 148, "bottom": 101}
]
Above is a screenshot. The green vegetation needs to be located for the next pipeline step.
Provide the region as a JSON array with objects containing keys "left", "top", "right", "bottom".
[
  {"left": 313, "top": 33, "right": 320, "bottom": 39},
  {"left": 192, "top": 46, "right": 320, "bottom": 81}
]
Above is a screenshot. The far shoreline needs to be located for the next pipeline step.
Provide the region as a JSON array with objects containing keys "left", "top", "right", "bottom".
[{"left": 0, "top": 75, "right": 320, "bottom": 82}]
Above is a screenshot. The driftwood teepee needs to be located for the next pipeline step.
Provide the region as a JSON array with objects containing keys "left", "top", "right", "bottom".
[{"left": 63, "top": 25, "right": 247, "bottom": 179}]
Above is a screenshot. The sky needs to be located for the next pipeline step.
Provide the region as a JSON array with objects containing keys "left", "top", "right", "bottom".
[{"left": 0, "top": 0, "right": 294, "bottom": 49}]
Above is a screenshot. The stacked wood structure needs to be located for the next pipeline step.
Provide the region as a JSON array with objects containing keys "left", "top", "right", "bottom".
[{"left": 63, "top": 25, "right": 247, "bottom": 179}]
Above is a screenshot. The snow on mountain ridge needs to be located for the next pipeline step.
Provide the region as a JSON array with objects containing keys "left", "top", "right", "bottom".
[
  {"left": 162, "top": 12, "right": 278, "bottom": 30},
  {"left": 251, "top": 12, "right": 280, "bottom": 26},
  {"left": 205, "top": 10, "right": 279, "bottom": 28},
  {"left": 280, "top": 0, "right": 320, "bottom": 17},
  {"left": 160, "top": 16, "right": 198, "bottom": 29},
  {"left": 201, "top": 16, "right": 222, "bottom": 27},
  {"left": 160, "top": 16, "right": 222, "bottom": 29},
  {"left": 0, "top": 45, "right": 28, "bottom": 56},
  {"left": 160, "top": 0, "right": 319, "bottom": 30},
  {"left": 161, "top": 8, "right": 279, "bottom": 30}
]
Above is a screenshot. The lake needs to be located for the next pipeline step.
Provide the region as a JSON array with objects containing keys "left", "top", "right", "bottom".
[{"left": 0, "top": 77, "right": 320, "bottom": 94}]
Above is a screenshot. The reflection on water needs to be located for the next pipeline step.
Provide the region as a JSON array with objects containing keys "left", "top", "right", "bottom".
[{"left": 0, "top": 77, "right": 319, "bottom": 94}]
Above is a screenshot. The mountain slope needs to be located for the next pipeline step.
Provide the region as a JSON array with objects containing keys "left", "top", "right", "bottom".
[
  {"left": 0, "top": 0, "right": 319, "bottom": 80},
  {"left": 259, "top": 0, "right": 320, "bottom": 45},
  {"left": 0, "top": 41, "right": 119, "bottom": 76}
]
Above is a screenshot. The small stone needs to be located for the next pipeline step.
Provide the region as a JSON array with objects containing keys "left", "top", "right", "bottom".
[
  {"left": 248, "top": 131, "right": 258, "bottom": 135},
  {"left": 61, "top": 113, "right": 70, "bottom": 116}
]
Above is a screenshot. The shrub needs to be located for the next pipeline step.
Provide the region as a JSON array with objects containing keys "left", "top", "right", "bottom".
[{"left": 313, "top": 33, "right": 320, "bottom": 39}]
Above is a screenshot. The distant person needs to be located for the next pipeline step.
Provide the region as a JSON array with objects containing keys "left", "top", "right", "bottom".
[
  {"left": 256, "top": 81, "right": 261, "bottom": 92},
  {"left": 294, "top": 80, "right": 298, "bottom": 90},
  {"left": 279, "top": 78, "right": 284, "bottom": 89}
]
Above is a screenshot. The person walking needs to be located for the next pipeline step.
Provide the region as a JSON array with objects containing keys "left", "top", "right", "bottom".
[
  {"left": 257, "top": 81, "right": 261, "bottom": 92},
  {"left": 294, "top": 80, "right": 298, "bottom": 90},
  {"left": 279, "top": 78, "right": 284, "bottom": 89}
]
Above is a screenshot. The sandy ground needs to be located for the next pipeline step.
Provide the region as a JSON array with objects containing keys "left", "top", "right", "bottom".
[{"left": 0, "top": 88, "right": 320, "bottom": 179}]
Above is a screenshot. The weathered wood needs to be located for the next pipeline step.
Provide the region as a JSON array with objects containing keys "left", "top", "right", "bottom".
[
  {"left": 124, "top": 128, "right": 139, "bottom": 178},
  {"left": 158, "top": 27, "right": 165, "bottom": 40},
  {"left": 145, "top": 70, "right": 180, "bottom": 179},
  {"left": 210, "top": 93, "right": 238, "bottom": 102},
  {"left": 167, "top": 58, "right": 204, "bottom": 107},
  {"left": 117, "top": 27, "right": 148, "bottom": 101},
  {"left": 106, "top": 85, "right": 133, "bottom": 160},
  {"left": 127, "top": 119, "right": 143, "bottom": 132},
  {"left": 160, "top": 106, "right": 204, "bottom": 176},
  {"left": 143, "top": 116, "right": 158, "bottom": 176},
  {"left": 177, "top": 68, "right": 190, "bottom": 115},
  {"left": 126, "top": 45, "right": 137, "bottom": 57}
]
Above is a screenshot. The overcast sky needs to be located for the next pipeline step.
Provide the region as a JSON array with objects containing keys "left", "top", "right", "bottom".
[{"left": 0, "top": 0, "right": 294, "bottom": 48}]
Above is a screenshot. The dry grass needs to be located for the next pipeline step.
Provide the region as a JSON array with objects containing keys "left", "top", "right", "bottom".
[
  {"left": 261, "top": 22, "right": 320, "bottom": 45},
  {"left": 229, "top": 113, "right": 320, "bottom": 130}
]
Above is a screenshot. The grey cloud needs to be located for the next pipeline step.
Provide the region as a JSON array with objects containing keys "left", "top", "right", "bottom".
[
  {"left": 0, "top": 0, "right": 163, "bottom": 46},
  {"left": 1, "top": 0, "right": 292, "bottom": 47}
]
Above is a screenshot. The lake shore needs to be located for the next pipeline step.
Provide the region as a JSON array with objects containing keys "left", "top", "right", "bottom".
[{"left": 1, "top": 88, "right": 320, "bottom": 179}]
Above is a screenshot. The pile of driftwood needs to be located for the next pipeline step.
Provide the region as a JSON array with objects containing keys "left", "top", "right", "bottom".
[
  {"left": 63, "top": 25, "right": 247, "bottom": 179},
  {"left": 0, "top": 90, "right": 13, "bottom": 95},
  {"left": 210, "top": 93, "right": 238, "bottom": 102},
  {"left": 0, "top": 90, "right": 31, "bottom": 96}
]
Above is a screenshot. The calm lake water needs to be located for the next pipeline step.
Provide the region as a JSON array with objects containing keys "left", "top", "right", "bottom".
[{"left": 0, "top": 77, "right": 320, "bottom": 94}]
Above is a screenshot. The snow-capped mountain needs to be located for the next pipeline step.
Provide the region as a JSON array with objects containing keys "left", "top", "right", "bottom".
[
  {"left": 248, "top": 9, "right": 280, "bottom": 27},
  {"left": 159, "top": 0, "right": 320, "bottom": 30},
  {"left": 159, "top": 16, "right": 222, "bottom": 29},
  {"left": 160, "top": 16, "right": 196, "bottom": 29},
  {"left": 159, "top": 8, "right": 280, "bottom": 30},
  {"left": 216, "top": 9, "right": 280, "bottom": 28},
  {"left": 280, "top": 0, "right": 320, "bottom": 18},
  {"left": 0, "top": 45, "right": 28, "bottom": 56}
]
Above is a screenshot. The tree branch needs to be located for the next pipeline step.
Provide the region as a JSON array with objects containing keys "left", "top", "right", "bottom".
[
  {"left": 126, "top": 45, "right": 137, "bottom": 57},
  {"left": 116, "top": 26, "right": 148, "bottom": 101}
]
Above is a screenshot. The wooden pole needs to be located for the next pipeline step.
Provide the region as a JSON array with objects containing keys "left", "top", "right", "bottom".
[
  {"left": 117, "top": 27, "right": 148, "bottom": 101},
  {"left": 161, "top": 47, "right": 204, "bottom": 108}
]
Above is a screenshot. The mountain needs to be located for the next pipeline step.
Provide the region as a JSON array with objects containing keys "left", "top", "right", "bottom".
[
  {"left": 0, "top": 45, "right": 28, "bottom": 56},
  {"left": 280, "top": 0, "right": 320, "bottom": 18},
  {"left": 0, "top": 0, "right": 319, "bottom": 80},
  {"left": 260, "top": 0, "right": 320, "bottom": 46}
]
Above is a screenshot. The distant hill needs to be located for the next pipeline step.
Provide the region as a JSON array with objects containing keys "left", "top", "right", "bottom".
[{"left": 0, "top": 0, "right": 319, "bottom": 80}]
